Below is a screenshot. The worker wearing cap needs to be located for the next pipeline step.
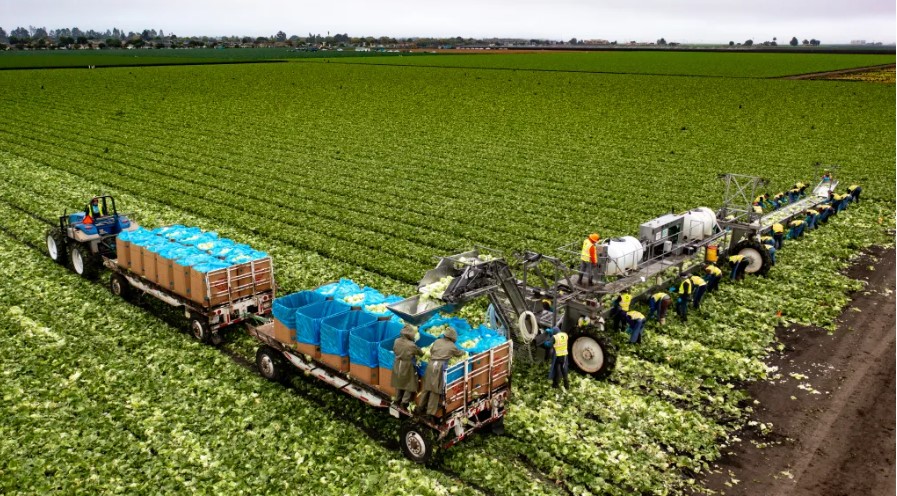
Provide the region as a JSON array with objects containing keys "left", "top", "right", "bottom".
[
  {"left": 674, "top": 273, "right": 692, "bottom": 322},
  {"left": 392, "top": 325, "right": 423, "bottom": 409},
  {"left": 771, "top": 223, "right": 785, "bottom": 249},
  {"left": 729, "top": 254, "right": 748, "bottom": 281},
  {"left": 647, "top": 292, "right": 672, "bottom": 325},
  {"left": 625, "top": 310, "right": 646, "bottom": 344},
  {"left": 788, "top": 218, "right": 805, "bottom": 239},
  {"left": 794, "top": 181, "right": 808, "bottom": 196},
  {"left": 611, "top": 292, "right": 632, "bottom": 332},
  {"left": 541, "top": 327, "right": 570, "bottom": 389},
  {"left": 704, "top": 263, "right": 723, "bottom": 293},
  {"left": 816, "top": 203, "right": 833, "bottom": 224},
  {"left": 84, "top": 197, "right": 108, "bottom": 223},
  {"left": 690, "top": 274, "right": 708, "bottom": 310},
  {"left": 831, "top": 192, "right": 848, "bottom": 213},
  {"left": 578, "top": 233, "right": 600, "bottom": 286},
  {"left": 772, "top": 192, "right": 786, "bottom": 209},
  {"left": 418, "top": 327, "right": 465, "bottom": 419},
  {"left": 805, "top": 209, "right": 819, "bottom": 230},
  {"left": 847, "top": 184, "right": 862, "bottom": 205},
  {"left": 763, "top": 238, "right": 777, "bottom": 266}
]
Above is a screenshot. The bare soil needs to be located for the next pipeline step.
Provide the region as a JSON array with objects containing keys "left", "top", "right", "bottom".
[
  {"left": 782, "top": 63, "right": 896, "bottom": 80},
  {"left": 701, "top": 245, "right": 896, "bottom": 495}
]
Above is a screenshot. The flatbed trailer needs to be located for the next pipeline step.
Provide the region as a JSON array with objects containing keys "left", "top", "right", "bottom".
[
  {"left": 103, "top": 257, "right": 274, "bottom": 343},
  {"left": 246, "top": 320, "right": 511, "bottom": 464}
]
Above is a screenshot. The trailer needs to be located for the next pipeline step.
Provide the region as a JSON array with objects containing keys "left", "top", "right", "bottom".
[{"left": 247, "top": 318, "right": 511, "bottom": 464}]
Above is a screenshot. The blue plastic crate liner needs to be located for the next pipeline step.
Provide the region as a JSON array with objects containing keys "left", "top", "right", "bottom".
[
  {"left": 341, "top": 287, "right": 385, "bottom": 306},
  {"left": 273, "top": 291, "right": 326, "bottom": 329},
  {"left": 420, "top": 316, "right": 472, "bottom": 337},
  {"left": 320, "top": 311, "right": 378, "bottom": 356},
  {"left": 362, "top": 295, "right": 403, "bottom": 318},
  {"left": 295, "top": 300, "right": 352, "bottom": 345},
  {"left": 314, "top": 279, "right": 362, "bottom": 299},
  {"left": 349, "top": 320, "right": 404, "bottom": 368}
]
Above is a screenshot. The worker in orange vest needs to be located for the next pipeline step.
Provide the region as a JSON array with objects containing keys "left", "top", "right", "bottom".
[{"left": 577, "top": 233, "right": 600, "bottom": 286}]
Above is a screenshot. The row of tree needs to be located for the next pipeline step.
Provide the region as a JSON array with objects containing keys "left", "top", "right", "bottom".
[{"left": 728, "top": 37, "right": 822, "bottom": 47}]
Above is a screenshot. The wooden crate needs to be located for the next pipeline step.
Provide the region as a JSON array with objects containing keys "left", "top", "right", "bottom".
[
  {"left": 129, "top": 243, "right": 144, "bottom": 274},
  {"left": 377, "top": 368, "right": 396, "bottom": 398},
  {"left": 117, "top": 239, "right": 130, "bottom": 269},
  {"left": 142, "top": 248, "right": 157, "bottom": 281},
  {"left": 154, "top": 253, "right": 173, "bottom": 289},
  {"left": 295, "top": 342, "right": 320, "bottom": 360},
  {"left": 273, "top": 318, "right": 294, "bottom": 344},
  {"left": 349, "top": 363, "right": 379, "bottom": 386},
  {"left": 171, "top": 262, "right": 191, "bottom": 299},
  {"left": 320, "top": 353, "right": 349, "bottom": 373}
]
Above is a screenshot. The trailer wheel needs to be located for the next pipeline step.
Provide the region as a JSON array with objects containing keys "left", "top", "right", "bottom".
[
  {"left": 733, "top": 240, "right": 772, "bottom": 277},
  {"left": 46, "top": 228, "right": 67, "bottom": 265},
  {"left": 69, "top": 243, "right": 99, "bottom": 279},
  {"left": 109, "top": 273, "right": 132, "bottom": 300},
  {"left": 189, "top": 317, "right": 212, "bottom": 344},
  {"left": 489, "top": 416, "right": 505, "bottom": 436},
  {"left": 255, "top": 346, "right": 284, "bottom": 382},
  {"left": 568, "top": 331, "right": 616, "bottom": 380},
  {"left": 400, "top": 421, "right": 436, "bottom": 464}
]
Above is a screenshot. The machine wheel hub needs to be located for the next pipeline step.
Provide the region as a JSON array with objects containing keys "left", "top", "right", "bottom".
[{"left": 405, "top": 432, "right": 426, "bottom": 458}]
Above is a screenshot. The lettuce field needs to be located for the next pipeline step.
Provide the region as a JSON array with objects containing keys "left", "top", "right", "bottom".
[{"left": 0, "top": 52, "right": 894, "bottom": 494}]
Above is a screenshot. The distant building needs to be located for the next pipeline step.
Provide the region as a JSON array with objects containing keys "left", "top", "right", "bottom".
[{"left": 850, "top": 40, "right": 866, "bottom": 45}]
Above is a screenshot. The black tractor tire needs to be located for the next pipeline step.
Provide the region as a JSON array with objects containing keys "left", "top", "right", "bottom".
[
  {"left": 69, "top": 243, "right": 99, "bottom": 279},
  {"left": 732, "top": 239, "right": 772, "bottom": 277},
  {"left": 189, "top": 317, "right": 212, "bottom": 344},
  {"left": 399, "top": 421, "right": 437, "bottom": 465},
  {"left": 568, "top": 330, "right": 617, "bottom": 380},
  {"left": 255, "top": 346, "right": 285, "bottom": 382},
  {"left": 109, "top": 273, "right": 133, "bottom": 300},
  {"left": 46, "top": 228, "right": 67, "bottom": 265}
]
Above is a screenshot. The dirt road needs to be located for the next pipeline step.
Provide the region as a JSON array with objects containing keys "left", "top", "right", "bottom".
[{"left": 701, "top": 246, "right": 896, "bottom": 495}]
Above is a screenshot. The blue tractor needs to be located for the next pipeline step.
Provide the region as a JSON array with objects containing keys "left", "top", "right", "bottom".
[{"left": 46, "top": 195, "right": 138, "bottom": 279}]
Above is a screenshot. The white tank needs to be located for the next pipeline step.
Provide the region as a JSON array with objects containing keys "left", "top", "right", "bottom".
[
  {"left": 602, "top": 236, "right": 643, "bottom": 276},
  {"left": 680, "top": 207, "right": 718, "bottom": 242}
]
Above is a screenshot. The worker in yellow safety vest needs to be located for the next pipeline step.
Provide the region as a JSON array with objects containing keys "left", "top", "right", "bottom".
[
  {"left": 816, "top": 203, "right": 833, "bottom": 224},
  {"left": 788, "top": 218, "right": 805, "bottom": 239},
  {"left": 577, "top": 233, "right": 600, "bottom": 286},
  {"left": 704, "top": 263, "right": 723, "bottom": 293},
  {"left": 611, "top": 292, "right": 632, "bottom": 332},
  {"left": 689, "top": 274, "right": 708, "bottom": 310},
  {"left": 647, "top": 292, "right": 672, "bottom": 325},
  {"left": 729, "top": 254, "right": 748, "bottom": 281},
  {"left": 541, "top": 327, "right": 570, "bottom": 389},
  {"left": 673, "top": 273, "right": 693, "bottom": 322},
  {"left": 805, "top": 209, "right": 819, "bottom": 230},
  {"left": 625, "top": 310, "right": 646, "bottom": 344},
  {"left": 772, "top": 192, "right": 786, "bottom": 209},
  {"left": 771, "top": 223, "right": 785, "bottom": 249},
  {"left": 847, "top": 184, "right": 862, "bottom": 205},
  {"left": 84, "top": 197, "right": 108, "bottom": 223}
]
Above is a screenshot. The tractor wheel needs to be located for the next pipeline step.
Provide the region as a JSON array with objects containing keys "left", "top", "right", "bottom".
[
  {"left": 46, "top": 228, "right": 67, "bottom": 265},
  {"left": 399, "top": 421, "right": 437, "bottom": 465},
  {"left": 69, "top": 243, "right": 99, "bottom": 279},
  {"left": 109, "top": 273, "right": 133, "bottom": 300},
  {"left": 189, "top": 317, "right": 212, "bottom": 344},
  {"left": 568, "top": 330, "right": 616, "bottom": 380},
  {"left": 256, "top": 346, "right": 285, "bottom": 382},
  {"left": 732, "top": 240, "right": 772, "bottom": 277}
]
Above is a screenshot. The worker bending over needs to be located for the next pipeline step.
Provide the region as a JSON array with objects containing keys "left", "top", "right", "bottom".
[
  {"left": 771, "top": 223, "right": 785, "bottom": 249},
  {"left": 805, "top": 209, "right": 818, "bottom": 230},
  {"left": 771, "top": 192, "right": 786, "bottom": 209},
  {"left": 704, "top": 263, "right": 722, "bottom": 293},
  {"left": 847, "top": 184, "right": 862, "bottom": 204},
  {"left": 578, "top": 233, "right": 600, "bottom": 286},
  {"left": 418, "top": 327, "right": 465, "bottom": 420},
  {"left": 674, "top": 273, "right": 693, "bottom": 322},
  {"left": 625, "top": 311, "right": 646, "bottom": 344},
  {"left": 611, "top": 292, "right": 632, "bottom": 332},
  {"left": 392, "top": 325, "right": 423, "bottom": 409},
  {"left": 788, "top": 218, "right": 805, "bottom": 239},
  {"left": 816, "top": 203, "right": 833, "bottom": 224},
  {"left": 690, "top": 274, "right": 708, "bottom": 310},
  {"left": 729, "top": 254, "right": 748, "bottom": 281},
  {"left": 647, "top": 292, "right": 672, "bottom": 325},
  {"left": 542, "top": 327, "right": 570, "bottom": 389},
  {"left": 762, "top": 238, "right": 777, "bottom": 266}
]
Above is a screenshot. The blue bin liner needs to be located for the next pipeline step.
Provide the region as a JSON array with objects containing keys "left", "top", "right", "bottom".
[
  {"left": 181, "top": 231, "right": 219, "bottom": 248},
  {"left": 273, "top": 291, "right": 325, "bottom": 329},
  {"left": 320, "top": 311, "right": 378, "bottom": 357},
  {"left": 193, "top": 260, "right": 231, "bottom": 273},
  {"left": 420, "top": 316, "right": 472, "bottom": 338},
  {"left": 314, "top": 279, "right": 362, "bottom": 299},
  {"left": 152, "top": 225, "right": 186, "bottom": 237},
  {"left": 362, "top": 295, "right": 403, "bottom": 318},
  {"left": 295, "top": 300, "right": 352, "bottom": 345},
  {"left": 456, "top": 324, "right": 509, "bottom": 354},
  {"left": 158, "top": 244, "right": 201, "bottom": 261},
  {"left": 349, "top": 320, "right": 403, "bottom": 368},
  {"left": 177, "top": 252, "right": 218, "bottom": 268},
  {"left": 167, "top": 226, "right": 203, "bottom": 242},
  {"left": 139, "top": 235, "right": 170, "bottom": 250},
  {"left": 380, "top": 331, "right": 436, "bottom": 371},
  {"left": 207, "top": 238, "right": 237, "bottom": 258},
  {"left": 341, "top": 287, "right": 385, "bottom": 306},
  {"left": 147, "top": 239, "right": 174, "bottom": 254}
]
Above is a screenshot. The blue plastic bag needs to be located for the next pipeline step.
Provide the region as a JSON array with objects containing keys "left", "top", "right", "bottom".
[
  {"left": 362, "top": 295, "right": 403, "bottom": 318},
  {"left": 295, "top": 300, "right": 352, "bottom": 345},
  {"left": 349, "top": 320, "right": 403, "bottom": 368},
  {"left": 273, "top": 291, "right": 325, "bottom": 329},
  {"left": 320, "top": 311, "right": 378, "bottom": 356},
  {"left": 192, "top": 260, "right": 231, "bottom": 273},
  {"left": 315, "top": 279, "right": 363, "bottom": 299},
  {"left": 420, "top": 316, "right": 472, "bottom": 338}
]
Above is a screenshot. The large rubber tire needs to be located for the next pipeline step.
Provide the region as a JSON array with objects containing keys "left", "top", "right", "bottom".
[
  {"left": 69, "top": 243, "right": 99, "bottom": 279},
  {"left": 189, "top": 317, "right": 212, "bottom": 344},
  {"left": 256, "top": 346, "right": 284, "bottom": 382},
  {"left": 46, "top": 228, "right": 67, "bottom": 265},
  {"left": 399, "top": 421, "right": 437, "bottom": 465},
  {"left": 109, "top": 273, "right": 132, "bottom": 300},
  {"left": 568, "top": 330, "right": 616, "bottom": 380},
  {"left": 732, "top": 239, "right": 772, "bottom": 277}
]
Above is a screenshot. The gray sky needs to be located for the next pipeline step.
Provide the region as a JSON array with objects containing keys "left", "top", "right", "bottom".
[{"left": 2, "top": 0, "right": 894, "bottom": 43}]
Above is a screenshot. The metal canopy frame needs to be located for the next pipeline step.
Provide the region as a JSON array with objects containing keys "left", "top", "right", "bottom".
[{"left": 717, "top": 173, "right": 767, "bottom": 223}]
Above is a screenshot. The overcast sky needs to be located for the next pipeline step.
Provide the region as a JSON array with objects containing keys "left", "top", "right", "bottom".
[{"left": 2, "top": 0, "right": 894, "bottom": 44}]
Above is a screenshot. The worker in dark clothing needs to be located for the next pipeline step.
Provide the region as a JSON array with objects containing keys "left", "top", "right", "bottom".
[
  {"left": 577, "top": 233, "right": 600, "bottom": 285},
  {"left": 771, "top": 223, "right": 785, "bottom": 249},
  {"left": 771, "top": 192, "right": 786, "bottom": 209},
  {"left": 816, "top": 203, "right": 833, "bottom": 224},
  {"left": 689, "top": 274, "right": 708, "bottom": 310},
  {"left": 391, "top": 325, "right": 423, "bottom": 409},
  {"left": 805, "top": 209, "right": 818, "bottom": 230},
  {"left": 541, "top": 327, "right": 570, "bottom": 389},
  {"left": 611, "top": 292, "right": 632, "bottom": 332},
  {"left": 729, "top": 254, "right": 748, "bottom": 281},
  {"left": 647, "top": 292, "right": 672, "bottom": 325},
  {"left": 418, "top": 327, "right": 465, "bottom": 419},
  {"left": 847, "top": 184, "right": 862, "bottom": 205},
  {"left": 704, "top": 263, "right": 723, "bottom": 293},
  {"left": 788, "top": 218, "right": 805, "bottom": 239},
  {"left": 674, "top": 274, "right": 692, "bottom": 322},
  {"left": 763, "top": 238, "right": 777, "bottom": 266},
  {"left": 625, "top": 310, "right": 646, "bottom": 344},
  {"left": 831, "top": 192, "right": 849, "bottom": 213}
]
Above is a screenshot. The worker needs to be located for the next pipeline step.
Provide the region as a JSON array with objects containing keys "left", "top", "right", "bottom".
[
  {"left": 804, "top": 209, "right": 819, "bottom": 230},
  {"left": 847, "top": 184, "right": 862, "bottom": 205},
  {"left": 752, "top": 203, "right": 763, "bottom": 215},
  {"left": 647, "top": 292, "right": 672, "bottom": 325},
  {"left": 611, "top": 292, "right": 632, "bottom": 332},
  {"left": 674, "top": 273, "right": 693, "bottom": 322},
  {"left": 771, "top": 223, "right": 785, "bottom": 249},
  {"left": 84, "top": 197, "right": 108, "bottom": 222},
  {"left": 794, "top": 181, "right": 808, "bottom": 197},
  {"left": 763, "top": 238, "right": 777, "bottom": 266},
  {"left": 821, "top": 171, "right": 832, "bottom": 183},
  {"left": 418, "top": 327, "right": 465, "bottom": 419},
  {"left": 816, "top": 203, "right": 833, "bottom": 224},
  {"left": 729, "top": 254, "right": 748, "bottom": 281},
  {"left": 391, "top": 325, "right": 423, "bottom": 409},
  {"left": 772, "top": 192, "right": 786, "bottom": 209},
  {"left": 577, "top": 233, "right": 600, "bottom": 286},
  {"left": 788, "top": 218, "right": 805, "bottom": 239},
  {"left": 625, "top": 310, "right": 646, "bottom": 344},
  {"left": 541, "top": 327, "right": 570, "bottom": 389},
  {"left": 831, "top": 192, "right": 848, "bottom": 213},
  {"left": 787, "top": 186, "right": 801, "bottom": 203},
  {"left": 704, "top": 263, "right": 723, "bottom": 293},
  {"left": 690, "top": 274, "right": 708, "bottom": 310}
]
